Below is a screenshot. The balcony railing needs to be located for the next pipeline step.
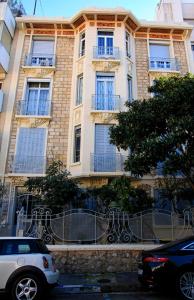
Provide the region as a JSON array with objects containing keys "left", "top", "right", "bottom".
[
  {"left": 149, "top": 57, "right": 179, "bottom": 71},
  {"left": 11, "top": 155, "right": 46, "bottom": 174},
  {"left": 91, "top": 153, "right": 126, "bottom": 172},
  {"left": 16, "top": 100, "right": 51, "bottom": 116},
  {"left": 25, "top": 53, "right": 56, "bottom": 67},
  {"left": 93, "top": 46, "right": 120, "bottom": 59},
  {"left": 92, "top": 94, "right": 120, "bottom": 111}
]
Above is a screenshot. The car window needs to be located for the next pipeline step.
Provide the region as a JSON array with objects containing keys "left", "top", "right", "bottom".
[
  {"left": 182, "top": 242, "right": 194, "bottom": 250},
  {"left": 1, "top": 240, "right": 32, "bottom": 255}
]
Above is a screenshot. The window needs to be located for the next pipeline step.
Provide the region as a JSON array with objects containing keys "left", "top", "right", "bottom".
[
  {"left": 94, "top": 124, "right": 116, "bottom": 172},
  {"left": 97, "top": 30, "right": 114, "bottom": 56},
  {"left": 76, "top": 74, "right": 83, "bottom": 105},
  {"left": 191, "top": 44, "right": 194, "bottom": 60},
  {"left": 182, "top": 243, "right": 194, "bottom": 251},
  {"left": 125, "top": 32, "right": 130, "bottom": 58},
  {"left": 79, "top": 32, "right": 85, "bottom": 57},
  {"left": 95, "top": 72, "right": 115, "bottom": 110},
  {"left": 127, "top": 75, "right": 132, "bottom": 102},
  {"left": 30, "top": 39, "right": 54, "bottom": 66},
  {"left": 21, "top": 81, "right": 50, "bottom": 116},
  {"left": 0, "top": 82, "right": 2, "bottom": 90},
  {"left": 13, "top": 128, "right": 46, "bottom": 174},
  {"left": 149, "top": 43, "right": 171, "bottom": 69},
  {"left": 74, "top": 126, "right": 81, "bottom": 162}
]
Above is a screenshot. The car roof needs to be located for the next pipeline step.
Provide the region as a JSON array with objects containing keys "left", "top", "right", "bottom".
[
  {"left": 0, "top": 237, "right": 38, "bottom": 240},
  {"left": 151, "top": 235, "right": 194, "bottom": 252}
]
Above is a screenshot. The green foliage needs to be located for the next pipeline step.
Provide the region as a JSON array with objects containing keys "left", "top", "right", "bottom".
[
  {"left": 24, "top": 160, "right": 80, "bottom": 209},
  {"left": 110, "top": 74, "right": 194, "bottom": 189},
  {"left": 90, "top": 176, "right": 153, "bottom": 213}
]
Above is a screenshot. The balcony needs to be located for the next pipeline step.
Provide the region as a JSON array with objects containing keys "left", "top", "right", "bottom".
[
  {"left": 149, "top": 57, "right": 180, "bottom": 72},
  {"left": 91, "top": 153, "right": 126, "bottom": 173},
  {"left": 16, "top": 100, "right": 52, "bottom": 118},
  {"left": 24, "top": 54, "right": 56, "bottom": 67},
  {"left": 91, "top": 94, "right": 120, "bottom": 111},
  {"left": 92, "top": 47, "right": 120, "bottom": 71},
  {"left": 11, "top": 155, "right": 46, "bottom": 174},
  {"left": 93, "top": 46, "right": 120, "bottom": 60},
  {"left": 0, "top": 42, "right": 9, "bottom": 73}
]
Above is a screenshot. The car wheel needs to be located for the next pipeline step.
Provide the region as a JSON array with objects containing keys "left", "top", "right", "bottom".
[
  {"left": 176, "top": 270, "right": 194, "bottom": 300},
  {"left": 10, "top": 273, "right": 43, "bottom": 300}
]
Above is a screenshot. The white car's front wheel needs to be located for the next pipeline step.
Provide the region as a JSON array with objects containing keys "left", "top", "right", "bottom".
[{"left": 10, "top": 274, "right": 43, "bottom": 300}]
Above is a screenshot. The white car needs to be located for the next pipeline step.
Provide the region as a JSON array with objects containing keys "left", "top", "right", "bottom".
[{"left": 0, "top": 237, "right": 59, "bottom": 300}]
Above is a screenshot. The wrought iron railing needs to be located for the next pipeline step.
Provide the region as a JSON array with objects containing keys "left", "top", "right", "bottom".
[
  {"left": 93, "top": 46, "right": 120, "bottom": 59},
  {"left": 92, "top": 94, "right": 120, "bottom": 111},
  {"left": 149, "top": 57, "right": 179, "bottom": 71},
  {"left": 91, "top": 153, "right": 126, "bottom": 172},
  {"left": 25, "top": 53, "right": 56, "bottom": 67},
  {"left": 16, "top": 206, "right": 194, "bottom": 244},
  {"left": 11, "top": 155, "right": 46, "bottom": 174},
  {"left": 16, "top": 100, "right": 52, "bottom": 116}
]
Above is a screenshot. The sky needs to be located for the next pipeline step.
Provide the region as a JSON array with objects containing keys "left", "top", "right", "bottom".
[{"left": 21, "top": 0, "right": 159, "bottom": 21}]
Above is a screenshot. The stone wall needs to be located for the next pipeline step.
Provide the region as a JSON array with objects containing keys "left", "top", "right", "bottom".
[
  {"left": 48, "top": 244, "right": 158, "bottom": 273},
  {"left": 173, "top": 41, "right": 189, "bottom": 75},
  {"left": 135, "top": 38, "right": 150, "bottom": 100},
  {"left": 47, "top": 36, "right": 74, "bottom": 164}
]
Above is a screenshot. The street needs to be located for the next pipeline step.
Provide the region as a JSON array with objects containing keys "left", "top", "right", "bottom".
[
  {"left": 0, "top": 289, "right": 177, "bottom": 300},
  {"left": 47, "top": 290, "right": 176, "bottom": 300}
]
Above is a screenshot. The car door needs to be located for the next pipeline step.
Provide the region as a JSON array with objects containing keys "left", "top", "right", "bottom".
[{"left": 0, "top": 240, "right": 19, "bottom": 289}]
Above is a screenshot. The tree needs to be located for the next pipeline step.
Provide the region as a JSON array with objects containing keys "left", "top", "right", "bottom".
[
  {"left": 89, "top": 176, "right": 153, "bottom": 213},
  {"left": 1, "top": 0, "right": 26, "bottom": 17},
  {"left": 110, "top": 74, "right": 194, "bottom": 190},
  {"left": 24, "top": 160, "right": 80, "bottom": 210}
]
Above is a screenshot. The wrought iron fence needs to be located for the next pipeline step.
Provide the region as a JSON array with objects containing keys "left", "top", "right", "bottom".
[
  {"left": 93, "top": 46, "right": 120, "bottom": 59},
  {"left": 92, "top": 94, "right": 120, "bottom": 111},
  {"left": 90, "top": 153, "right": 126, "bottom": 172},
  {"left": 149, "top": 57, "right": 179, "bottom": 71},
  {"left": 16, "top": 100, "right": 52, "bottom": 116},
  {"left": 11, "top": 155, "right": 46, "bottom": 174},
  {"left": 16, "top": 206, "right": 194, "bottom": 245},
  {"left": 25, "top": 53, "right": 56, "bottom": 67}
]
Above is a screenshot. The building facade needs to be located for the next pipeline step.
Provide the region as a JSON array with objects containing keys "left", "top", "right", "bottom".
[{"left": 0, "top": 5, "right": 192, "bottom": 234}]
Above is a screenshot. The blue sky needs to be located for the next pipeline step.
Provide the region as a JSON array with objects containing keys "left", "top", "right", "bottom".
[{"left": 22, "top": 0, "right": 159, "bottom": 20}]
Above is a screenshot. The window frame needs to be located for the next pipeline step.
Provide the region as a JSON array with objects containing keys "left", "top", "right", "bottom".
[
  {"left": 79, "top": 31, "right": 85, "bottom": 57},
  {"left": 73, "top": 125, "right": 81, "bottom": 163},
  {"left": 76, "top": 74, "right": 83, "bottom": 106},
  {"left": 125, "top": 31, "right": 131, "bottom": 58},
  {"left": 127, "top": 75, "right": 132, "bottom": 102},
  {"left": 24, "top": 80, "right": 51, "bottom": 116}
]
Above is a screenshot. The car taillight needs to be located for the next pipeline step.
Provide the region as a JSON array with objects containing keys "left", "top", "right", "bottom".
[
  {"left": 42, "top": 256, "right": 49, "bottom": 268},
  {"left": 143, "top": 256, "right": 169, "bottom": 263}
]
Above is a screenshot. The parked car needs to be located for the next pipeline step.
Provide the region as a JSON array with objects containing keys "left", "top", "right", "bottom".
[
  {"left": 0, "top": 237, "right": 59, "bottom": 300},
  {"left": 138, "top": 236, "right": 194, "bottom": 300}
]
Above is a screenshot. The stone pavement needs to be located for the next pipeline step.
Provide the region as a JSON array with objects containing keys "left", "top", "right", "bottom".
[{"left": 58, "top": 272, "right": 141, "bottom": 293}]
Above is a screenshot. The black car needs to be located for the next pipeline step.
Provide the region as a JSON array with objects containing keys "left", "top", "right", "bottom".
[{"left": 138, "top": 236, "right": 194, "bottom": 300}]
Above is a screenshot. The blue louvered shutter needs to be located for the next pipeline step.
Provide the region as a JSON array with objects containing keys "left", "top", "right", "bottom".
[
  {"left": 14, "top": 128, "right": 46, "bottom": 173},
  {"left": 94, "top": 125, "right": 116, "bottom": 171}
]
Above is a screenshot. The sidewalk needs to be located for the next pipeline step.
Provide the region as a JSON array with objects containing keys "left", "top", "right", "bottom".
[{"left": 58, "top": 272, "right": 141, "bottom": 293}]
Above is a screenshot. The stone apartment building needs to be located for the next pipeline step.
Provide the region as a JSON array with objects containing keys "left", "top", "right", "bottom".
[{"left": 0, "top": 4, "right": 193, "bottom": 234}]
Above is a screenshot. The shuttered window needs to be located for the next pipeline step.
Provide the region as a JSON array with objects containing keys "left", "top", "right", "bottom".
[
  {"left": 149, "top": 44, "right": 170, "bottom": 58},
  {"left": 13, "top": 128, "right": 46, "bottom": 174},
  {"left": 95, "top": 124, "right": 115, "bottom": 154},
  {"left": 94, "top": 124, "right": 116, "bottom": 172},
  {"left": 32, "top": 40, "right": 54, "bottom": 55}
]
